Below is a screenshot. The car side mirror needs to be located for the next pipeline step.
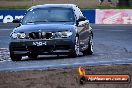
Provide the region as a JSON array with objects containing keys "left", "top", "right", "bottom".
[
  {"left": 78, "top": 16, "right": 86, "bottom": 22},
  {"left": 76, "top": 16, "right": 86, "bottom": 26},
  {"left": 12, "top": 19, "right": 21, "bottom": 23}
]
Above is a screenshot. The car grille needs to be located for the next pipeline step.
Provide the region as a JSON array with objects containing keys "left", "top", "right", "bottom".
[{"left": 29, "top": 32, "right": 53, "bottom": 39}]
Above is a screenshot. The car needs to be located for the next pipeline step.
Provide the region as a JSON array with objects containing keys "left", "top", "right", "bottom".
[{"left": 9, "top": 4, "right": 93, "bottom": 61}]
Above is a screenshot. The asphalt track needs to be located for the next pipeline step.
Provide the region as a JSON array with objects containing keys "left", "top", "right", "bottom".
[{"left": 0, "top": 24, "right": 132, "bottom": 71}]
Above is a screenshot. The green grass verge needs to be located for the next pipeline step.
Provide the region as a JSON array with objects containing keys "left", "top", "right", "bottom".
[
  {"left": 1, "top": 0, "right": 29, "bottom": 1},
  {"left": 0, "top": 6, "right": 30, "bottom": 10},
  {"left": 0, "top": 5, "right": 132, "bottom": 10},
  {"left": 83, "top": 5, "right": 132, "bottom": 9}
]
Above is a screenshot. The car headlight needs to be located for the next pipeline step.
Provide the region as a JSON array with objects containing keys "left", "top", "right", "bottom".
[
  {"left": 11, "top": 32, "right": 17, "bottom": 39},
  {"left": 54, "top": 31, "right": 73, "bottom": 38},
  {"left": 11, "top": 32, "right": 26, "bottom": 39},
  {"left": 17, "top": 33, "right": 26, "bottom": 39}
]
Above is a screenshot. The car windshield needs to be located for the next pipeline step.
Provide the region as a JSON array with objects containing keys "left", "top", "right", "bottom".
[{"left": 22, "top": 8, "right": 75, "bottom": 24}]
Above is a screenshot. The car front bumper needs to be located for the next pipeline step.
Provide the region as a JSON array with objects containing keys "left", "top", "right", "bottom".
[{"left": 9, "top": 38, "right": 75, "bottom": 56}]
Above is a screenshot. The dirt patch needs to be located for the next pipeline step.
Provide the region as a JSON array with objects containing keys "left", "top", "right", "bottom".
[{"left": 0, "top": 64, "right": 132, "bottom": 88}]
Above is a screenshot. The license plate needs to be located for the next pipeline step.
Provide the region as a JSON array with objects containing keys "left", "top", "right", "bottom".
[{"left": 33, "top": 41, "right": 47, "bottom": 46}]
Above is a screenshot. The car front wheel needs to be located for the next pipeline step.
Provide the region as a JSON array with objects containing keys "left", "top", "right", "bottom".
[
  {"left": 10, "top": 54, "right": 22, "bottom": 61},
  {"left": 69, "top": 36, "right": 80, "bottom": 57}
]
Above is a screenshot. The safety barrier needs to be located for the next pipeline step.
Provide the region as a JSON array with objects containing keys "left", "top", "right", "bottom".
[
  {"left": 0, "top": 9, "right": 132, "bottom": 24},
  {"left": 96, "top": 9, "right": 132, "bottom": 24}
]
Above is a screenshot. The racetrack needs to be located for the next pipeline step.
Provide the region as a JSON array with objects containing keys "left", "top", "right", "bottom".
[{"left": 0, "top": 24, "right": 132, "bottom": 71}]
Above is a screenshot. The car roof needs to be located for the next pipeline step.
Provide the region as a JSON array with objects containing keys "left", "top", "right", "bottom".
[{"left": 29, "top": 4, "right": 77, "bottom": 10}]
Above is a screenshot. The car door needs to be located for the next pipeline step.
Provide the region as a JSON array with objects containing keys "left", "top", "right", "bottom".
[
  {"left": 77, "top": 17, "right": 90, "bottom": 51},
  {"left": 74, "top": 6, "right": 90, "bottom": 51}
]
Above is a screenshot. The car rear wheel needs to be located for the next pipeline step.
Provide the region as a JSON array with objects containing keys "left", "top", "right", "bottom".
[
  {"left": 10, "top": 54, "right": 22, "bottom": 61},
  {"left": 69, "top": 36, "right": 80, "bottom": 57},
  {"left": 82, "top": 36, "right": 93, "bottom": 55}
]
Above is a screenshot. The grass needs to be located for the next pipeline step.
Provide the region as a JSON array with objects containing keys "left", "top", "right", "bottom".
[
  {"left": 0, "top": 2, "right": 132, "bottom": 10},
  {"left": 0, "top": 0, "right": 131, "bottom": 9},
  {"left": 0, "top": 6, "right": 30, "bottom": 10},
  {"left": 1, "top": 0, "right": 29, "bottom": 1},
  {"left": 83, "top": 5, "right": 132, "bottom": 9},
  {"left": 0, "top": 6, "right": 132, "bottom": 10},
  {"left": 96, "top": 6, "right": 132, "bottom": 9},
  {"left": 115, "top": 6, "right": 132, "bottom": 9}
]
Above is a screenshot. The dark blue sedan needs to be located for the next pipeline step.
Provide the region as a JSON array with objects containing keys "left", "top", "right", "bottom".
[{"left": 9, "top": 4, "right": 93, "bottom": 61}]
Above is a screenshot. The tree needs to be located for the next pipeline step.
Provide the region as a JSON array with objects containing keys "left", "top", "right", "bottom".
[{"left": 118, "top": 0, "right": 130, "bottom": 6}]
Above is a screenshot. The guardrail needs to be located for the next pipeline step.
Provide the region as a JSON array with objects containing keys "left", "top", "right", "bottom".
[{"left": 0, "top": 9, "right": 132, "bottom": 24}]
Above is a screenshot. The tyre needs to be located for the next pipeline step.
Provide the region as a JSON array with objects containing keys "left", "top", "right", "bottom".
[
  {"left": 82, "top": 36, "right": 93, "bottom": 55},
  {"left": 28, "top": 54, "right": 38, "bottom": 59},
  {"left": 69, "top": 36, "right": 80, "bottom": 58},
  {"left": 10, "top": 54, "right": 22, "bottom": 61}
]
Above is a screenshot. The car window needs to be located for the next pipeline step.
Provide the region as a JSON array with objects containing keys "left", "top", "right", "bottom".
[
  {"left": 73, "top": 6, "right": 84, "bottom": 20},
  {"left": 22, "top": 8, "right": 75, "bottom": 24}
]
